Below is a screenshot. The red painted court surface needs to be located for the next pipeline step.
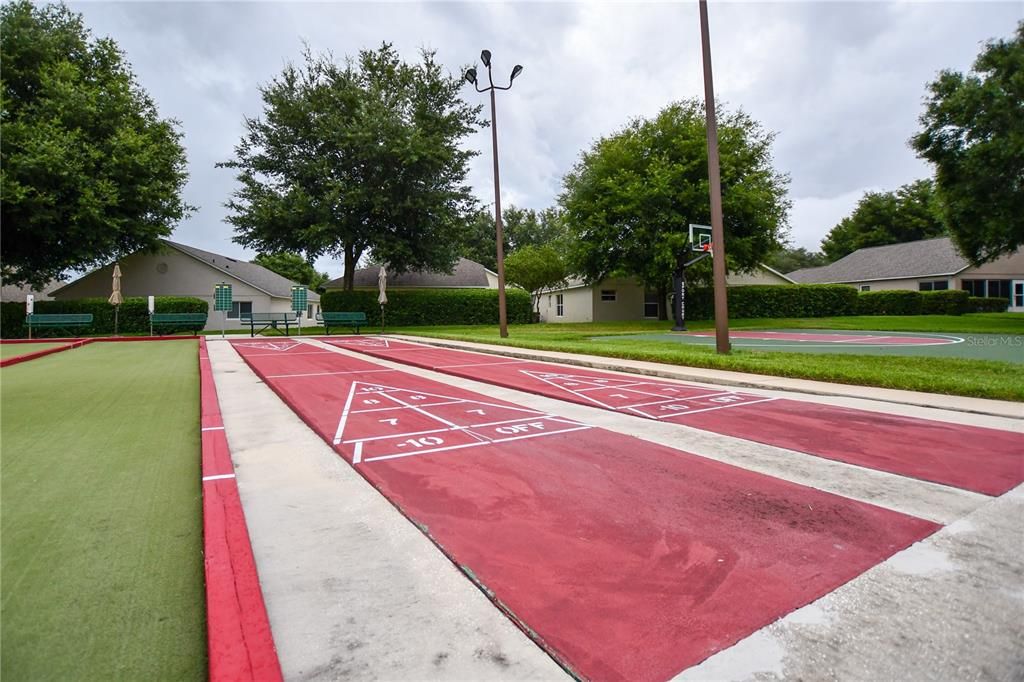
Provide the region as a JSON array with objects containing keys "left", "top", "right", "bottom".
[
  {"left": 688, "top": 330, "right": 962, "bottom": 345},
  {"left": 323, "top": 337, "right": 1024, "bottom": 497},
  {"left": 231, "top": 339, "right": 939, "bottom": 681}
]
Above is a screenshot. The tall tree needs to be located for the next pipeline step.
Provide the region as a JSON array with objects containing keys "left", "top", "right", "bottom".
[
  {"left": 461, "top": 205, "right": 569, "bottom": 270},
  {"left": 503, "top": 245, "right": 567, "bottom": 313},
  {"left": 820, "top": 179, "right": 946, "bottom": 261},
  {"left": 252, "top": 252, "right": 329, "bottom": 291},
  {"left": 220, "top": 45, "right": 485, "bottom": 290},
  {"left": 764, "top": 246, "right": 828, "bottom": 274},
  {"left": 0, "top": 1, "right": 192, "bottom": 288},
  {"left": 911, "top": 21, "right": 1024, "bottom": 264},
  {"left": 560, "top": 99, "right": 790, "bottom": 310}
]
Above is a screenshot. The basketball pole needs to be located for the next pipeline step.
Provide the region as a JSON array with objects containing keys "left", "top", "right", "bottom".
[{"left": 699, "top": 0, "right": 731, "bottom": 354}]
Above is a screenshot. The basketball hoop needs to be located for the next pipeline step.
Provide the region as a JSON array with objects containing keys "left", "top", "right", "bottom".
[{"left": 702, "top": 242, "right": 714, "bottom": 257}]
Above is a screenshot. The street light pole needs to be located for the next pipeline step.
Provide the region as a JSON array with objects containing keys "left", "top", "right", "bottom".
[
  {"left": 698, "top": 0, "right": 731, "bottom": 354},
  {"left": 465, "top": 51, "right": 523, "bottom": 339}
]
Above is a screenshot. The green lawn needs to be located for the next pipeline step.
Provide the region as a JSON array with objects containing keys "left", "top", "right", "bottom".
[
  {"left": 0, "top": 342, "right": 68, "bottom": 359},
  {"left": 391, "top": 315, "right": 1024, "bottom": 401},
  {"left": 1, "top": 341, "right": 206, "bottom": 680}
]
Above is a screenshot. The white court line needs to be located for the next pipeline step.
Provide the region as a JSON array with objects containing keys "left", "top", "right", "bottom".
[
  {"left": 332, "top": 382, "right": 360, "bottom": 445},
  {"left": 621, "top": 390, "right": 735, "bottom": 409},
  {"left": 637, "top": 397, "right": 781, "bottom": 420},
  {"left": 202, "top": 473, "right": 236, "bottom": 482},
  {"left": 436, "top": 360, "right": 527, "bottom": 369},
  {"left": 243, "top": 351, "right": 333, "bottom": 357},
  {"left": 351, "top": 400, "right": 465, "bottom": 414},
  {"left": 362, "top": 425, "right": 593, "bottom": 463},
  {"left": 201, "top": 426, "right": 225, "bottom": 431},
  {"left": 342, "top": 415, "right": 579, "bottom": 445},
  {"left": 266, "top": 368, "right": 397, "bottom": 379},
  {"left": 575, "top": 380, "right": 654, "bottom": 392},
  {"left": 353, "top": 441, "right": 364, "bottom": 465}
]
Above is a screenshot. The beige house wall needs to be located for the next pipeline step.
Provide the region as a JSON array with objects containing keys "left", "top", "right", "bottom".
[
  {"left": 961, "top": 250, "right": 1024, "bottom": 277},
  {"left": 591, "top": 279, "right": 651, "bottom": 322},
  {"left": 850, "top": 278, "right": 928, "bottom": 292},
  {"left": 51, "top": 248, "right": 285, "bottom": 330},
  {"left": 538, "top": 286, "right": 592, "bottom": 323}
]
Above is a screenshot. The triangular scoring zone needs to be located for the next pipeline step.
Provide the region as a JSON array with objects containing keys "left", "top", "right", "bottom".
[
  {"left": 333, "top": 380, "right": 589, "bottom": 464},
  {"left": 232, "top": 340, "right": 304, "bottom": 352},
  {"left": 324, "top": 337, "right": 393, "bottom": 349}
]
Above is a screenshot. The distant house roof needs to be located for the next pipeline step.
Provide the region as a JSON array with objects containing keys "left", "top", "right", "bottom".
[
  {"left": 787, "top": 237, "right": 969, "bottom": 284},
  {"left": 50, "top": 240, "right": 319, "bottom": 301},
  {"left": 0, "top": 279, "right": 64, "bottom": 302},
  {"left": 326, "top": 258, "right": 496, "bottom": 289}
]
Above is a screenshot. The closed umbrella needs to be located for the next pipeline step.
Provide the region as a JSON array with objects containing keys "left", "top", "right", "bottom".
[
  {"left": 108, "top": 263, "right": 123, "bottom": 335},
  {"left": 378, "top": 266, "right": 388, "bottom": 333}
]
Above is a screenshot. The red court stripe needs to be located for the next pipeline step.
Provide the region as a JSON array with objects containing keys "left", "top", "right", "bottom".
[
  {"left": 326, "top": 337, "right": 1024, "bottom": 496},
  {"left": 232, "top": 340, "right": 938, "bottom": 681},
  {"left": 0, "top": 339, "right": 92, "bottom": 367},
  {"left": 199, "top": 337, "right": 283, "bottom": 682}
]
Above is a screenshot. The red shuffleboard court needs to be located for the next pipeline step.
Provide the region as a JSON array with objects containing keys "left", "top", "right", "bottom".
[
  {"left": 231, "top": 339, "right": 938, "bottom": 681},
  {"left": 322, "top": 337, "right": 1024, "bottom": 497}
]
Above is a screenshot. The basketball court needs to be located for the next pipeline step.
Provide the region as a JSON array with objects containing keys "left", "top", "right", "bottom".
[{"left": 595, "top": 329, "right": 1024, "bottom": 362}]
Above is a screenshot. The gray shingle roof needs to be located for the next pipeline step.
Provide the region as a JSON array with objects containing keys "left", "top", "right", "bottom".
[
  {"left": 165, "top": 240, "right": 320, "bottom": 300},
  {"left": 0, "top": 279, "right": 64, "bottom": 302},
  {"left": 787, "top": 237, "right": 969, "bottom": 284},
  {"left": 326, "top": 258, "right": 494, "bottom": 289}
]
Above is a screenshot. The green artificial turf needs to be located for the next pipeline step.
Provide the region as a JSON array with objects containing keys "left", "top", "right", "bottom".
[
  {"left": 393, "top": 318, "right": 1024, "bottom": 401},
  {"left": 0, "top": 342, "right": 68, "bottom": 359},
  {"left": 1, "top": 340, "right": 206, "bottom": 680}
]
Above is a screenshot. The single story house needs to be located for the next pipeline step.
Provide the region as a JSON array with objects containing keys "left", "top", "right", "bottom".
[
  {"left": 538, "top": 264, "right": 794, "bottom": 323},
  {"left": 787, "top": 237, "right": 1023, "bottom": 312},
  {"left": 324, "top": 257, "right": 499, "bottom": 290},
  {"left": 51, "top": 240, "right": 321, "bottom": 330}
]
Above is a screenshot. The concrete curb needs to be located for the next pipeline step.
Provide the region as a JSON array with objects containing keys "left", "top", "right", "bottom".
[
  {"left": 387, "top": 335, "right": 1024, "bottom": 420},
  {"left": 198, "top": 337, "right": 283, "bottom": 682}
]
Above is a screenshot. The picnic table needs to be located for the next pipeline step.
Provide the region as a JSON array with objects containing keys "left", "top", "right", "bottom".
[{"left": 243, "top": 312, "right": 297, "bottom": 337}]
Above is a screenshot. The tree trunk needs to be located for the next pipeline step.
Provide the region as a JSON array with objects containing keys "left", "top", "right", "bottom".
[
  {"left": 658, "top": 284, "right": 669, "bottom": 321},
  {"left": 342, "top": 243, "right": 357, "bottom": 291}
]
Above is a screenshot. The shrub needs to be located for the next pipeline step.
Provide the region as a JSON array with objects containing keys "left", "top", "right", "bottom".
[
  {"left": 968, "top": 296, "right": 1010, "bottom": 313},
  {"left": 920, "top": 289, "right": 969, "bottom": 315},
  {"left": 1, "top": 296, "right": 208, "bottom": 338},
  {"left": 682, "top": 284, "right": 857, "bottom": 321},
  {"left": 855, "top": 290, "right": 922, "bottom": 316},
  {"left": 320, "top": 288, "right": 532, "bottom": 327}
]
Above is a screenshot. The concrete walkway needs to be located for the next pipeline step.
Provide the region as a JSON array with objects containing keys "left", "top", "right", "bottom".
[
  {"left": 209, "top": 336, "right": 1023, "bottom": 681},
  {"left": 387, "top": 334, "right": 1024, "bottom": 420},
  {"left": 206, "top": 339, "right": 564, "bottom": 681}
]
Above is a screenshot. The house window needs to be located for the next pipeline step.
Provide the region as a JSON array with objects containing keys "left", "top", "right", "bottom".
[
  {"left": 643, "top": 292, "right": 660, "bottom": 318},
  {"left": 964, "top": 279, "right": 1012, "bottom": 298},
  {"left": 919, "top": 280, "right": 949, "bottom": 291},
  {"left": 988, "top": 279, "right": 1011, "bottom": 299},
  {"left": 961, "top": 280, "right": 984, "bottom": 297},
  {"left": 307, "top": 304, "right": 315, "bottom": 318},
  {"left": 860, "top": 285, "right": 871, "bottom": 292},
  {"left": 227, "top": 301, "right": 253, "bottom": 319},
  {"left": 1014, "top": 281, "right": 1024, "bottom": 308},
  {"left": 556, "top": 294, "right": 564, "bottom": 317},
  {"left": 600, "top": 289, "right": 616, "bottom": 302}
]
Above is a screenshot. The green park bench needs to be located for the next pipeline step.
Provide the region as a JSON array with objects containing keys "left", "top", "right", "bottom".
[
  {"left": 150, "top": 313, "right": 208, "bottom": 336},
  {"left": 242, "top": 312, "right": 297, "bottom": 337},
  {"left": 25, "top": 313, "right": 94, "bottom": 337},
  {"left": 317, "top": 312, "right": 368, "bottom": 335}
]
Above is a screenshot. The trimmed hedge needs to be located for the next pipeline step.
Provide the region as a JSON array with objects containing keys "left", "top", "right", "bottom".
[
  {"left": 920, "top": 289, "right": 969, "bottom": 315},
  {"left": 969, "top": 296, "right": 1010, "bottom": 313},
  {"left": 855, "top": 290, "right": 922, "bottom": 316},
  {"left": 320, "top": 288, "right": 533, "bottom": 327},
  {"left": 1, "top": 297, "right": 208, "bottom": 338},
  {"left": 683, "top": 284, "right": 858, "bottom": 320}
]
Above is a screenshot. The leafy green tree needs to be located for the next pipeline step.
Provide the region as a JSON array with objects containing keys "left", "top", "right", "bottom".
[
  {"left": 220, "top": 44, "right": 484, "bottom": 290},
  {"left": 764, "top": 246, "right": 828, "bottom": 274},
  {"left": 911, "top": 21, "right": 1024, "bottom": 264},
  {"left": 0, "top": 0, "right": 192, "bottom": 288},
  {"left": 560, "top": 99, "right": 790, "bottom": 312},
  {"left": 503, "top": 245, "right": 567, "bottom": 313},
  {"left": 820, "top": 179, "right": 946, "bottom": 261},
  {"left": 253, "top": 252, "right": 329, "bottom": 291},
  {"left": 461, "top": 205, "right": 569, "bottom": 270}
]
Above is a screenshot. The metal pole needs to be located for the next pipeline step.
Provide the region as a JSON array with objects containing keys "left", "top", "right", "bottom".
[
  {"left": 490, "top": 87, "right": 509, "bottom": 339},
  {"left": 699, "top": 0, "right": 730, "bottom": 354},
  {"left": 672, "top": 267, "right": 685, "bottom": 331}
]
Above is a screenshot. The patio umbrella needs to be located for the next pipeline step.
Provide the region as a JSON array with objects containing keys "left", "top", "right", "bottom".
[
  {"left": 108, "top": 263, "right": 123, "bottom": 335},
  {"left": 378, "top": 266, "right": 388, "bottom": 333}
]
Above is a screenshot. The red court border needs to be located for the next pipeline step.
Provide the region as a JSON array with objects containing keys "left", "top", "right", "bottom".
[
  {"left": 199, "top": 337, "right": 283, "bottom": 682},
  {"left": 0, "top": 336, "right": 198, "bottom": 368},
  {"left": 0, "top": 339, "right": 91, "bottom": 367}
]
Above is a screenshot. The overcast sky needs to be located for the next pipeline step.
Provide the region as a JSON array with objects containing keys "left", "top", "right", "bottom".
[{"left": 69, "top": 1, "right": 1022, "bottom": 276}]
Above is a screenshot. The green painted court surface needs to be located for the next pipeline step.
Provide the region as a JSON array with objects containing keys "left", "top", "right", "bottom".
[
  {"left": 0, "top": 342, "right": 69, "bottom": 359},
  {"left": 598, "top": 329, "right": 1024, "bottom": 363},
  {"left": 1, "top": 341, "right": 206, "bottom": 680}
]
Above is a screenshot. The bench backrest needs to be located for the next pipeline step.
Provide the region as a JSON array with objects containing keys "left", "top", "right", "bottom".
[
  {"left": 151, "top": 313, "right": 208, "bottom": 322},
  {"left": 243, "top": 312, "right": 296, "bottom": 322},
  {"left": 318, "top": 312, "right": 368, "bottom": 322},
  {"left": 25, "top": 313, "right": 94, "bottom": 324}
]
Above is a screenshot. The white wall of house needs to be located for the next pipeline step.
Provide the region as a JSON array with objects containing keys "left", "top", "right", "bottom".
[
  {"left": 538, "top": 286, "right": 593, "bottom": 322},
  {"left": 591, "top": 278, "right": 651, "bottom": 322},
  {"left": 51, "top": 248, "right": 286, "bottom": 330}
]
